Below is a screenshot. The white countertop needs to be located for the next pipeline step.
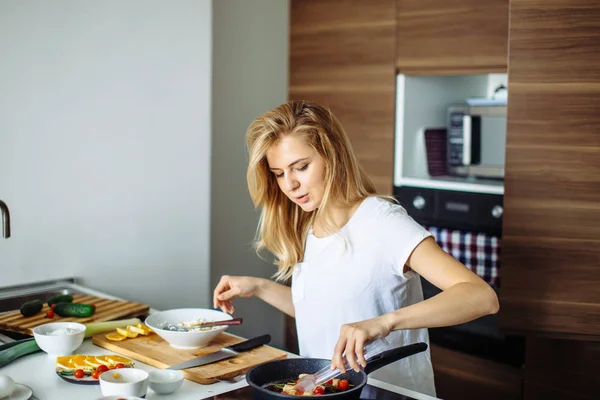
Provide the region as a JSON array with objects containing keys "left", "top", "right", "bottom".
[{"left": 0, "top": 282, "right": 439, "bottom": 400}]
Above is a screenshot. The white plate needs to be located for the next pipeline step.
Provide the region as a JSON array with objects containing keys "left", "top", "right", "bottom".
[{"left": 5, "top": 383, "right": 33, "bottom": 400}]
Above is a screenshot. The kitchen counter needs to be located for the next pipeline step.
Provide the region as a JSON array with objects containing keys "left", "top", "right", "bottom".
[{"left": 0, "top": 281, "right": 439, "bottom": 400}]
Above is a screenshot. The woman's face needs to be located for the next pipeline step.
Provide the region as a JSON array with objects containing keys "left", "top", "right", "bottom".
[{"left": 266, "top": 134, "right": 327, "bottom": 212}]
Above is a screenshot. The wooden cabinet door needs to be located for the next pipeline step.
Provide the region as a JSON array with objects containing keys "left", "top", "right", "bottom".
[
  {"left": 396, "top": 0, "right": 509, "bottom": 75},
  {"left": 500, "top": 0, "right": 600, "bottom": 339},
  {"left": 289, "top": 0, "right": 396, "bottom": 194}
]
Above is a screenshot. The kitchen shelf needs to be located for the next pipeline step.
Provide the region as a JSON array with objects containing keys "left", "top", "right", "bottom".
[{"left": 396, "top": 176, "right": 504, "bottom": 195}]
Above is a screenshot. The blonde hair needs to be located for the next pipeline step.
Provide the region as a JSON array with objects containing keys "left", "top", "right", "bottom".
[{"left": 246, "top": 100, "right": 377, "bottom": 281}]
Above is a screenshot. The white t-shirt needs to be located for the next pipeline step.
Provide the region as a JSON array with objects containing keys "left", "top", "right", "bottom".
[{"left": 291, "top": 196, "right": 436, "bottom": 396}]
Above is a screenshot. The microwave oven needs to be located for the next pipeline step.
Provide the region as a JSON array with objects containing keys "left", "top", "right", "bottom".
[{"left": 447, "top": 104, "right": 507, "bottom": 179}]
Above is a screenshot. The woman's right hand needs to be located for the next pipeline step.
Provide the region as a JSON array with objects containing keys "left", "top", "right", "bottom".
[{"left": 213, "top": 275, "right": 262, "bottom": 314}]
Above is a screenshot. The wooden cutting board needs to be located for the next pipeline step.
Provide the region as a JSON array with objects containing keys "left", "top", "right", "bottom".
[
  {"left": 0, "top": 294, "right": 150, "bottom": 335},
  {"left": 92, "top": 331, "right": 288, "bottom": 384}
]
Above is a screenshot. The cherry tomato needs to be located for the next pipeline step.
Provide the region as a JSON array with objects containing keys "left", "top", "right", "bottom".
[
  {"left": 326, "top": 379, "right": 333, "bottom": 385},
  {"left": 313, "top": 386, "right": 325, "bottom": 395},
  {"left": 91, "top": 370, "right": 100, "bottom": 380},
  {"left": 74, "top": 369, "right": 84, "bottom": 379},
  {"left": 296, "top": 389, "right": 304, "bottom": 395},
  {"left": 50, "top": 304, "right": 56, "bottom": 310},
  {"left": 97, "top": 364, "right": 109, "bottom": 373},
  {"left": 46, "top": 310, "right": 54, "bottom": 319},
  {"left": 338, "top": 379, "right": 349, "bottom": 391},
  {"left": 115, "top": 363, "right": 125, "bottom": 369}
]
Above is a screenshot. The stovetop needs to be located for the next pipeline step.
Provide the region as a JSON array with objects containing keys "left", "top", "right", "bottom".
[{"left": 201, "top": 384, "right": 416, "bottom": 399}]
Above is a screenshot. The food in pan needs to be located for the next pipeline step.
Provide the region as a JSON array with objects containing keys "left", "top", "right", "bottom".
[{"left": 265, "top": 375, "right": 351, "bottom": 396}]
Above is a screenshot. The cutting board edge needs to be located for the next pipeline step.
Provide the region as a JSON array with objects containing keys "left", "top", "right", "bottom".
[{"left": 200, "top": 352, "right": 289, "bottom": 384}]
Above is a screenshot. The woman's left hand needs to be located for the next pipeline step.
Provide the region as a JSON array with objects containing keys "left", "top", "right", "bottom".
[{"left": 330, "top": 315, "right": 392, "bottom": 373}]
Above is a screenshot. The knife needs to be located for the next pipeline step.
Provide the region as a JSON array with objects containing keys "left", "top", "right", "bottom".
[{"left": 167, "top": 334, "right": 271, "bottom": 370}]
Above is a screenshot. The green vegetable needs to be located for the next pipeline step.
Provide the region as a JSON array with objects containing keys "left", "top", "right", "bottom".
[
  {"left": 54, "top": 303, "right": 95, "bottom": 318},
  {"left": 58, "top": 369, "right": 91, "bottom": 376},
  {"left": 47, "top": 294, "right": 73, "bottom": 307},
  {"left": 83, "top": 318, "right": 142, "bottom": 338},
  {"left": 0, "top": 338, "right": 41, "bottom": 367},
  {"left": 20, "top": 299, "right": 43, "bottom": 317}
]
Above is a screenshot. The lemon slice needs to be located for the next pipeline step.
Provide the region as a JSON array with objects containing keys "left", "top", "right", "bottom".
[
  {"left": 95, "top": 355, "right": 112, "bottom": 365},
  {"left": 85, "top": 355, "right": 103, "bottom": 368},
  {"left": 116, "top": 327, "right": 129, "bottom": 337},
  {"left": 105, "top": 355, "right": 133, "bottom": 367},
  {"left": 137, "top": 323, "right": 153, "bottom": 333},
  {"left": 56, "top": 356, "right": 73, "bottom": 369},
  {"left": 128, "top": 325, "right": 149, "bottom": 336},
  {"left": 72, "top": 354, "right": 93, "bottom": 370},
  {"left": 106, "top": 331, "right": 128, "bottom": 341}
]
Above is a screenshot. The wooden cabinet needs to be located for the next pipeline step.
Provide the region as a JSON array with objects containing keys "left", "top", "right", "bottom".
[
  {"left": 501, "top": 1, "right": 600, "bottom": 398},
  {"left": 289, "top": 0, "right": 397, "bottom": 194},
  {"left": 500, "top": 0, "right": 600, "bottom": 340},
  {"left": 396, "top": 0, "right": 509, "bottom": 75}
]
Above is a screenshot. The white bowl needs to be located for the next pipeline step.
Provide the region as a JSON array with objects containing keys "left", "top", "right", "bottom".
[
  {"left": 32, "top": 322, "right": 86, "bottom": 356},
  {"left": 96, "top": 397, "right": 145, "bottom": 400},
  {"left": 99, "top": 368, "right": 149, "bottom": 398},
  {"left": 148, "top": 369, "right": 184, "bottom": 394},
  {"left": 144, "top": 308, "right": 232, "bottom": 349}
]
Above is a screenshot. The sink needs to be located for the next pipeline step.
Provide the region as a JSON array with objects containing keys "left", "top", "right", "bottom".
[
  {"left": 0, "top": 278, "right": 84, "bottom": 314},
  {"left": 0, "top": 278, "right": 86, "bottom": 341}
]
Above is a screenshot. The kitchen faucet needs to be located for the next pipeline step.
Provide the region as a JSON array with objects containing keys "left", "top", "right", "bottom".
[{"left": 0, "top": 200, "right": 10, "bottom": 238}]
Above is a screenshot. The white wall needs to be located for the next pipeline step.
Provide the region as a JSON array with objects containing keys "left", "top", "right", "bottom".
[
  {"left": 0, "top": 0, "right": 213, "bottom": 310},
  {"left": 210, "top": 0, "right": 289, "bottom": 350}
]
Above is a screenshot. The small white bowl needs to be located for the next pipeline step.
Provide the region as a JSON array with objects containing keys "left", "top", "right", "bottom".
[
  {"left": 32, "top": 322, "right": 86, "bottom": 356},
  {"left": 99, "top": 368, "right": 149, "bottom": 398},
  {"left": 144, "top": 308, "right": 232, "bottom": 349},
  {"left": 148, "top": 369, "right": 184, "bottom": 394}
]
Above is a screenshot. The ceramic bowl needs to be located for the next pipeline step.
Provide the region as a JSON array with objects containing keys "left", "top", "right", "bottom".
[
  {"left": 32, "top": 322, "right": 86, "bottom": 356},
  {"left": 144, "top": 308, "right": 232, "bottom": 349},
  {"left": 99, "top": 369, "right": 149, "bottom": 398},
  {"left": 148, "top": 369, "right": 184, "bottom": 394}
]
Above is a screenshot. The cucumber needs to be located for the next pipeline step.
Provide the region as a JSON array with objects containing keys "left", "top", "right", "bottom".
[
  {"left": 20, "top": 299, "right": 43, "bottom": 317},
  {"left": 47, "top": 294, "right": 73, "bottom": 307},
  {"left": 54, "top": 303, "right": 95, "bottom": 318},
  {"left": 0, "top": 338, "right": 41, "bottom": 367}
]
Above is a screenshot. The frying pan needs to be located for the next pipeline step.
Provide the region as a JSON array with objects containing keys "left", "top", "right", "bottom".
[{"left": 247, "top": 342, "right": 428, "bottom": 399}]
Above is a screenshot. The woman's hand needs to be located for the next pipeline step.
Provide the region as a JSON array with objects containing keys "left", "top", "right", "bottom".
[
  {"left": 213, "top": 275, "right": 262, "bottom": 314},
  {"left": 330, "top": 315, "right": 392, "bottom": 373}
]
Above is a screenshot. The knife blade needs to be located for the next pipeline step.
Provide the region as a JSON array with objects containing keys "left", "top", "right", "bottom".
[{"left": 167, "top": 334, "right": 271, "bottom": 370}]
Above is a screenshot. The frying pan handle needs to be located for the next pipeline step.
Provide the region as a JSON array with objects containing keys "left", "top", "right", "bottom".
[{"left": 363, "top": 342, "right": 428, "bottom": 375}]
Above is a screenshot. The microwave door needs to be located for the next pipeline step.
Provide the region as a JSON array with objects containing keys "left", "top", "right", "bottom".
[{"left": 462, "top": 115, "right": 481, "bottom": 167}]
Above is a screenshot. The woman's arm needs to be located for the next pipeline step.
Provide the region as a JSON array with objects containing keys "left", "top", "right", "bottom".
[
  {"left": 255, "top": 278, "right": 295, "bottom": 317},
  {"left": 384, "top": 236, "right": 499, "bottom": 330},
  {"left": 213, "top": 275, "right": 295, "bottom": 317},
  {"left": 331, "top": 237, "right": 499, "bottom": 372}
]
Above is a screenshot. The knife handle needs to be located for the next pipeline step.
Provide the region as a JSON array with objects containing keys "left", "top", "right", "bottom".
[{"left": 227, "top": 334, "right": 271, "bottom": 353}]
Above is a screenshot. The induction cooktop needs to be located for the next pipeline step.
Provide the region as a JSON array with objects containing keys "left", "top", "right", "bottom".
[{"left": 201, "top": 384, "right": 416, "bottom": 399}]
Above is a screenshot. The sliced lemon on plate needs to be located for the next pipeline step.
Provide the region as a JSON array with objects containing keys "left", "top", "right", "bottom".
[
  {"left": 84, "top": 355, "right": 103, "bottom": 368},
  {"left": 56, "top": 356, "right": 73, "bottom": 369},
  {"left": 105, "top": 355, "right": 133, "bottom": 367}
]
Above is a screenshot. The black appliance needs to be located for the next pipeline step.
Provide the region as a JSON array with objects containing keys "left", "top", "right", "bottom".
[{"left": 394, "top": 185, "right": 503, "bottom": 236}]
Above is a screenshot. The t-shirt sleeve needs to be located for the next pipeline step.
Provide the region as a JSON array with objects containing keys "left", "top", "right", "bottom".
[{"left": 379, "top": 203, "right": 433, "bottom": 277}]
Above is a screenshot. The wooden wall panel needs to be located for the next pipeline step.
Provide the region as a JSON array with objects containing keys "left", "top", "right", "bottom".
[
  {"left": 289, "top": 0, "right": 397, "bottom": 195},
  {"left": 523, "top": 338, "right": 600, "bottom": 400},
  {"left": 431, "top": 345, "right": 522, "bottom": 400},
  {"left": 500, "top": 0, "right": 600, "bottom": 336},
  {"left": 395, "top": 0, "right": 508, "bottom": 74}
]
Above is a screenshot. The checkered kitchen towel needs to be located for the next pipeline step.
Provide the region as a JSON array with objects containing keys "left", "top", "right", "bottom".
[{"left": 424, "top": 226, "right": 501, "bottom": 288}]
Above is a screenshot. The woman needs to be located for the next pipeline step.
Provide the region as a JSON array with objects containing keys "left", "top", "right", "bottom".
[{"left": 213, "top": 100, "right": 499, "bottom": 396}]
